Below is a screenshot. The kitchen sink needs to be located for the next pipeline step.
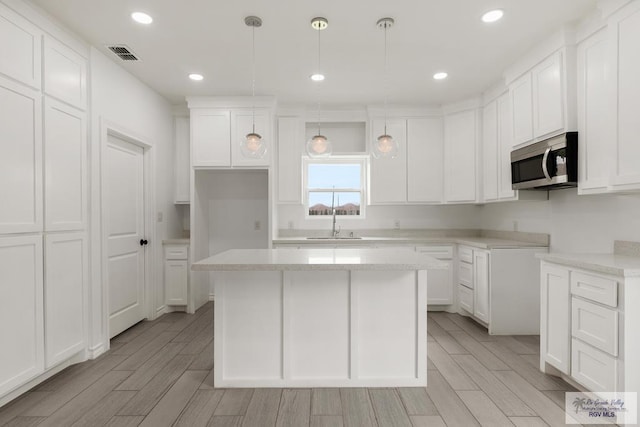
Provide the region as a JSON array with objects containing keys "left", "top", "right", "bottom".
[{"left": 306, "top": 236, "right": 363, "bottom": 240}]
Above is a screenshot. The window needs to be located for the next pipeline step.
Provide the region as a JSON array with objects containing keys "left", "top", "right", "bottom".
[{"left": 303, "top": 157, "right": 367, "bottom": 217}]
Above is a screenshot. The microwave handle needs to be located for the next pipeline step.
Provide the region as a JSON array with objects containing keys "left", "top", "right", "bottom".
[{"left": 542, "top": 147, "right": 552, "bottom": 180}]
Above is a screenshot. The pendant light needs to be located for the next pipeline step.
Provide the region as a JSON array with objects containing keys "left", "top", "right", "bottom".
[
  {"left": 306, "top": 17, "right": 332, "bottom": 157},
  {"left": 373, "top": 17, "right": 398, "bottom": 159},
  {"left": 240, "top": 16, "right": 267, "bottom": 159}
]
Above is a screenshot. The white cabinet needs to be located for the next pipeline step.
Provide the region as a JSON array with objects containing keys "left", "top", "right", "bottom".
[
  {"left": 473, "top": 250, "right": 489, "bottom": 323},
  {"left": 277, "top": 117, "right": 304, "bottom": 204},
  {"left": 482, "top": 101, "right": 499, "bottom": 201},
  {"left": 540, "top": 262, "right": 571, "bottom": 374},
  {"left": 164, "top": 243, "right": 189, "bottom": 307},
  {"left": 44, "top": 98, "right": 87, "bottom": 231},
  {"left": 509, "top": 50, "right": 574, "bottom": 148},
  {"left": 0, "top": 76, "right": 42, "bottom": 234},
  {"left": 43, "top": 36, "right": 87, "bottom": 110},
  {"left": 608, "top": 2, "right": 640, "bottom": 191},
  {"left": 0, "top": 235, "right": 44, "bottom": 396},
  {"left": 190, "top": 108, "right": 272, "bottom": 168},
  {"left": 444, "top": 109, "right": 479, "bottom": 203},
  {"left": 369, "top": 118, "right": 407, "bottom": 204},
  {"left": 174, "top": 115, "right": 190, "bottom": 203},
  {"left": 407, "top": 117, "right": 444, "bottom": 203},
  {"left": 416, "top": 245, "right": 453, "bottom": 305},
  {"left": 497, "top": 93, "right": 517, "bottom": 199},
  {"left": 44, "top": 233, "right": 86, "bottom": 368},
  {"left": 0, "top": 3, "right": 42, "bottom": 89}
]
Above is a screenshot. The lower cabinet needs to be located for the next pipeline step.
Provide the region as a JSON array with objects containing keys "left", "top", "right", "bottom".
[
  {"left": 416, "top": 245, "right": 453, "bottom": 305},
  {"left": 473, "top": 250, "right": 489, "bottom": 323},
  {"left": 164, "top": 243, "right": 189, "bottom": 307},
  {"left": 540, "top": 263, "right": 571, "bottom": 374}
]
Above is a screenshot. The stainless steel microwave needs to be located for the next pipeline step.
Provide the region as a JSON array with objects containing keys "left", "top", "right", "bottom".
[{"left": 511, "top": 132, "right": 578, "bottom": 190}]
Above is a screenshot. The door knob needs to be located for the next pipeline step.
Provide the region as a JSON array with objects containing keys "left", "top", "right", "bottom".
[{"left": 140, "top": 239, "right": 148, "bottom": 246}]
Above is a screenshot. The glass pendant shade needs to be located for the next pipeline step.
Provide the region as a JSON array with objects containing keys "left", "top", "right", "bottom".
[
  {"left": 241, "top": 132, "right": 267, "bottom": 158},
  {"left": 373, "top": 133, "right": 398, "bottom": 158},
  {"left": 306, "top": 134, "right": 332, "bottom": 157}
]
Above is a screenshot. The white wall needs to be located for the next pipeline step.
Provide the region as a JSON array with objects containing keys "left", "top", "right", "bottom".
[
  {"left": 90, "top": 48, "right": 181, "bottom": 352},
  {"left": 481, "top": 190, "right": 640, "bottom": 253},
  {"left": 278, "top": 204, "right": 482, "bottom": 231}
]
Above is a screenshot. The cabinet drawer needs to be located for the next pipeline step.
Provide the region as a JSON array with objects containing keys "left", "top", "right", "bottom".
[
  {"left": 571, "top": 271, "right": 617, "bottom": 307},
  {"left": 458, "top": 261, "right": 473, "bottom": 288},
  {"left": 459, "top": 284, "right": 473, "bottom": 313},
  {"left": 164, "top": 245, "right": 188, "bottom": 260},
  {"left": 416, "top": 245, "right": 453, "bottom": 259},
  {"left": 572, "top": 298, "right": 618, "bottom": 356},
  {"left": 571, "top": 338, "right": 617, "bottom": 392},
  {"left": 458, "top": 246, "right": 473, "bottom": 264}
]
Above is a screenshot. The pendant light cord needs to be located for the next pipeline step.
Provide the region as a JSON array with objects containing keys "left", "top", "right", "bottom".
[
  {"left": 317, "top": 25, "right": 321, "bottom": 135},
  {"left": 251, "top": 23, "right": 256, "bottom": 134},
  {"left": 383, "top": 22, "right": 388, "bottom": 135}
]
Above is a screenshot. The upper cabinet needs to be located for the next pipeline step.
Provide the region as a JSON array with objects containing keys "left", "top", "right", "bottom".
[
  {"left": 444, "top": 108, "right": 479, "bottom": 203},
  {"left": 174, "top": 115, "right": 190, "bottom": 203},
  {"left": 0, "top": 3, "right": 42, "bottom": 89},
  {"left": 369, "top": 118, "right": 408, "bottom": 204},
  {"left": 43, "top": 36, "right": 87, "bottom": 111},
  {"left": 509, "top": 49, "right": 576, "bottom": 148},
  {"left": 407, "top": 117, "right": 444, "bottom": 203},
  {"left": 188, "top": 98, "right": 274, "bottom": 168}
]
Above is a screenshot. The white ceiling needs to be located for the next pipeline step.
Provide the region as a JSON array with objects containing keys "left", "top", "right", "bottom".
[{"left": 32, "top": 0, "right": 598, "bottom": 107}]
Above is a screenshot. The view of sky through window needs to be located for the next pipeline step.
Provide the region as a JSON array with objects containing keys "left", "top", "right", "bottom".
[{"left": 307, "top": 163, "right": 362, "bottom": 215}]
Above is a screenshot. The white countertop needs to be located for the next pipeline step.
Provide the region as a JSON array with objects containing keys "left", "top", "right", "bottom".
[
  {"left": 537, "top": 253, "right": 640, "bottom": 277},
  {"left": 192, "top": 248, "right": 447, "bottom": 271},
  {"left": 273, "top": 236, "right": 547, "bottom": 249}
]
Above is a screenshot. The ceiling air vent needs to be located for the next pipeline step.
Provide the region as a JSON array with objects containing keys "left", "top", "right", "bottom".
[{"left": 107, "top": 45, "right": 140, "bottom": 61}]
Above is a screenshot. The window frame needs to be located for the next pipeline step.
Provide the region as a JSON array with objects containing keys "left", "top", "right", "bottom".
[{"left": 302, "top": 155, "right": 368, "bottom": 219}]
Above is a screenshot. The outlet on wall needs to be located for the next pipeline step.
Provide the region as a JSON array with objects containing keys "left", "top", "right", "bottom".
[
  {"left": 288, "top": 221, "right": 294, "bottom": 230},
  {"left": 254, "top": 221, "right": 261, "bottom": 231},
  {"left": 394, "top": 220, "right": 401, "bottom": 230}
]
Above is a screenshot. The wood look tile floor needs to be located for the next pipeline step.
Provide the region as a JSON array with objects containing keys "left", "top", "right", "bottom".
[{"left": 0, "top": 303, "right": 586, "bottom": 427}]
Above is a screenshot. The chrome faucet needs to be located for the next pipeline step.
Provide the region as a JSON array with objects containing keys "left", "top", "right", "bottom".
[{"left": 331, "top": 191, "right": 340, "bottom": 238}]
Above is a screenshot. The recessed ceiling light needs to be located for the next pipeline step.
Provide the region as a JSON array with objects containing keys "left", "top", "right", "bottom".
[
  {"left": 433, "top": 72, "right": 448, "bottom": 80},
  {"left": 189, "top": 73, "right": 204, "bottom": 81},
  {"left": 310, "top": 73, "right": 325, "bottom": 82},
  {"left": 481, "top": 9, "right": 504, "bottom": 23},
  {"left": 131, "top": 12, "right": 153, "bottom": 24}
]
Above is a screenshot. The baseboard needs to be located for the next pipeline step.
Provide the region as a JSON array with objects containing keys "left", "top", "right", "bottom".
[
  {"left": 209, "top": 293, "right": 215, "bottom": 301},
  {"left": 155, "top": 305, "right": 167, "bottom": 317},
  {"left": 87, "top": 343, "right": 105, "bottom": 359}
]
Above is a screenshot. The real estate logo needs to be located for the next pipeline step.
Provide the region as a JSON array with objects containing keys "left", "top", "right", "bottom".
[{"left": 565, "top": 392, "right": 637, "bottom": 425}]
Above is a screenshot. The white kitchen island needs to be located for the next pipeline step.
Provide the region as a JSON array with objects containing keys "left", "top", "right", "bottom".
[{"left": 192, "top": 247, "right": 445, "bottom": 388}]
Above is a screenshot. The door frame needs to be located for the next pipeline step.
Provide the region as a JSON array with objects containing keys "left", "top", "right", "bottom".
[{"left": 99, "top": 118, "right": 156, "bottom": 346}]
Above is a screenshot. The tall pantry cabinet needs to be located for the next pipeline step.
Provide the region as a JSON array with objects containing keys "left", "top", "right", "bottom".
[{"left": 0, "top": 2, "right": 88, "bottom": 400}]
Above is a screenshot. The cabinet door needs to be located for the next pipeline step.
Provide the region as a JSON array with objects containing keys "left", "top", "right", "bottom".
[
  {"left": 0, "top": 235, "right": 44, "bottom": 396},
  {"left": 482, "top": 101, "right": 499, "bottom": 202},
  {"left": 369, "top": 118, "right": 407, "bottom": 204},
  {"left": 497, "top": 93, "right": 517, "bottom": 199},
  {"left": 510, "top": 73, "right": 533, "bottom": 146},
  {"left": 609, "top": 2, "right": 640, "bottom": 190},
  {"left": 0, "top": 76, "right": 42, "bottom": 234},
  {"left": 43, "top": 36, "right": 87, "bottom": 110},
  {"left": 44, "top": 98, "right": 87, "bottom": 231},
  {"left": 532, "top": 51, "right": 564, "bottom": 139},
  {"left": 426, "top": 259, "right": 453, "bottom": 305},
  {"left": 444, "top": 110, "right": 478, "bottom": 203},
  {"left": 165, "top": 260, "right": 188, "bottom": 305},
  {"left": 473, "top": 251, "right": 489, "bottom": 323},
  {"left": 174, "top": 116, "right": 190, "bottom": 203},
  {"left": 407, "top": 117, "right": 443, "bottom": 203},
  {"left": 577, "top": 29, "right": 609, "bottom": 194},
  {"left": 45, "top": 232, "right": 86, "bottom": 368},
  {"left": 231, "top": 109, "right": 271, "bottom": 167},
  {"left": 191, "top": 109, "right": 231, "bottom": 167},
  {"left": 540, "top": 263, "right": 570, "bottom": 374},
  {"left": 277, "top": 117, "right": 304, "bottom": 203},
  {"left": 0, "top": 3, "right": 42, "bottom": 89}
]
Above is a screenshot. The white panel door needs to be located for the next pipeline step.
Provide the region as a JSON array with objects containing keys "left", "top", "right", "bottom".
[
  {"left": 510, "top": 73, "right": 533, "bottom": 146},
  {"left": 611, "top": 3, "right": 640, "bottom": 189},
  {"left": 191, "top": 109, "right": 231, "bottom": 167},
  {"left": 230, "top": 109, "right": 271, "bottom": 166},
  {"left": 482, "top": 101, "right": 499, "bottom": 202},
  {"left": 44, "top": 232, "right": 86, "bottom": 368},
  {"left": 577, "top": 29, "right": 609, "bottom": 194},
  {"left": 0, "top": 3, "right": 42, "bottom": 89},
  {"left": 0, "top": 235, "right": 43, "bottom": 396},
  {"left": 497, "top": 93, "right": 517, "bottom": 199},
  {"left": 43, "top": 36, "right": 87, "bottom": 110},
  {"left": 532, "top": 51, "right": 564, "bottom": 139},
  {"left": 277, "top": 117, "right": 304, "bottom": 203},
  {"left": 444, "top": 110, "right": 477, "bottom": 203},
  {"left": 105, "top": 134, "right": 146, "bottom": 338},
  {"left": 44, "top": 98, "right": 86, "bottom": 231},
  {"left": 407, "top": 117, "right": 444, "bottom": 203},
  {"left": 369, "top": 118, "right": 408, "bottom": 204},
  {"left": 0, "top": 76, "right": 42, "bottom": 234},
  {"left": 541, "top": 263, "right": 570, "bottom": 374},
  {"left": 473, "top": 251, "right": 489, "bottom": 323}
]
